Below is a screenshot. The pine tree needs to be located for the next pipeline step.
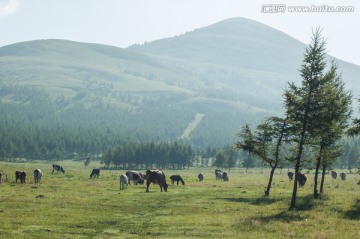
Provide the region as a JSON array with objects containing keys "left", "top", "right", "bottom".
[{"left": 283, "top": 29, "right": 351, "bottom": 209}]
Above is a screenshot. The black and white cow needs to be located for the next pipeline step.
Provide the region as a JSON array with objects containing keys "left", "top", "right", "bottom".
[
  {"left": 33, "top": 169, "right": 43, "bottom": 186},
  {"left": 52, "top": 164, "right": 65, "bottom": 173},
  {"left": 340, "top": 172, "right": 346, "bottom": 181},
  {"left": 215, "top": 169, "right": 223, "bottom": 180},
  {"left": 90, "top": 169, "right": 100, "bottom": 178},
  {"left": 15, "top": 171, "right": 27, "bottom": 184},
  {"left": 126, "top": 171, "right": 144, "bottom": 185},
  {"left": 170, "top": 175, "right": 185, "bottom": 185},
  {"left": 119, "top": 174, "right": 129, "bottom": 190}
]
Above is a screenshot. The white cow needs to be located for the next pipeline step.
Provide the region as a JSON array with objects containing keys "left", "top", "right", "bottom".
[{"left": 120, "top": 174, "right": 129, "bottom": 190}]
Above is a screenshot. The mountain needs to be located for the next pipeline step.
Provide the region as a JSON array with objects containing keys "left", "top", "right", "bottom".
[
  {"left": 129, "top": 18, "right": 360, "bottom": 110},
  {"left": 1, "top": 17, "right": 359, "bottom": 152}
]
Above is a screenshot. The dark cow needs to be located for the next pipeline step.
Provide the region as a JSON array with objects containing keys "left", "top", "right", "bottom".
[
  {"left": 222, "top": 172, "right": 229, "bottom": 181},
  {"left": 340, "top": 172, "right": 346, "bottom": 181},
  {"left": 52, "top": 164, "right": 65, "bottom": 173},
  {"left": 15, "top": 171, "right": 27, "bottom": 184},
  {"left": 90, "top": 169, "right": 100, "bottom": 178},
  {"left": 170, "top": 175, "right": 185, "bottom": 185},
  {"left": 288, "top": 172, "right": 294, "bottom": 181},
  {"left": 126, "top": 171, "right": 144, "bottom": 185},
  {"left": 0, "top": 172, "right": 2, "bottom": 184},
  {"left": 331, "top": 171, "right": 337, "bottom": 179},
  {"left": 198, "top": 173, "right": 203, "bottom": 182},
  {"left": 145, "top": 169, "right": 168, "bottom": 192},
  {"left": 34, "top": 169, "right": 43, "bottom": 186},
  {"left": 297, "top": 172, "right": 307, "bottom": 187}
]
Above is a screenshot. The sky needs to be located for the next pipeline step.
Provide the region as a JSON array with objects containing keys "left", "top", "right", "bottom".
[{"left": 0, "top": 0, "right": 359, "bottom": 65}]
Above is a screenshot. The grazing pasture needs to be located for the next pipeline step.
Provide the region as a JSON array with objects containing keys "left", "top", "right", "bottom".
[{"left": 0, "top": 160, "right": 359, "bottom": 238}]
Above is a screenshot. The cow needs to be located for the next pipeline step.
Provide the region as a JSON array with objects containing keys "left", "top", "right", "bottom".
[
  {"left": 120, "top": 174, "right": 129, "bottom": 190},
  {"left": 198, "top": 173, "right": 204, "bottom": 182},
  {"left": 90, "top": 169, "right": 100, "bottom": 178},
  {"left": 215, "top": 169, "right": 222, "bottom": 180},
  {"left": 222, "top": 172, "right": 229, "bottom": 181},
  {"left": 297, "top": 172, "right": 307, "bottom": 187},
  {"left": 0, "top": 172, "right": 2, "bottom": 184},
  {"left": 15, "top": 171, "right": 26, "bottom": 184},
  {"left": 145, "top": 169, "right": 168, "bottom": 192},
  {"left": 288, "top": 172, "right": 294, "bottom": 181},
  {"left": 52, "top": 164, "right": 65, "bottom": 173},
  {"left": 331, "top": 171, "right": 337, "bottom": 179},
  {"left": 170, "top": 175, "right": 185, "bottom": 185},
  {"left": 126, "top": 171, "right": 144, "bottom": 185},
  {"left": 34, "top": 169, "right": 43, "bottom": 186},
  {"left": 340, "top": 172, "right": 346, "bottom": 181},
  {"left": 215, "top": 169, "right": 223, "bottom": 180}
]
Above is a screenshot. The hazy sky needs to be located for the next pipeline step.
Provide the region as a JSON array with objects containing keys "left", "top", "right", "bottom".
[{"left": 0, "top": 0, "right": 359, "bottom": 65}]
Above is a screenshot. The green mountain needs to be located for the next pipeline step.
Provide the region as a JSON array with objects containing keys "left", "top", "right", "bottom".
[{"left": 1, "top": 17, "right": 359, "bottom": 155}]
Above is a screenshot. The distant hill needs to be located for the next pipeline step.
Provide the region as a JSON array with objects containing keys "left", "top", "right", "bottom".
[{"left": 1, "top": 17, "right": 359, "bottom": 151}]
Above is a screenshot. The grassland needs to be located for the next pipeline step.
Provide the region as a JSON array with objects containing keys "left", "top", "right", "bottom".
[{"left": 0, "top": 160, "right": 359, "bottom": 239}]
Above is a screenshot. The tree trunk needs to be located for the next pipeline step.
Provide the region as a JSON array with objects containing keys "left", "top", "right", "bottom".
[
  {"left": 290, "top": 164, "right": 299, "bottom": 209},
  {"left": 265, "top": 166, "right": 276, "bottom": 196},
  {"left": 320, "top": 164, "right": 326, "bottom": 194},
  {"left": 313, "top": 157, "right": 321, "bottom": 198}
]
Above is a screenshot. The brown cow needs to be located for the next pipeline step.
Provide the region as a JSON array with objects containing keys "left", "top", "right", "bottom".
[
  {"left": 145, "top": 169, "right": 168, "bottom": 192},
  {"left": 15, "top": 171, "right": 26, "bottom": 184},
  {"left": 297, "top": 172, "right": 307, "bottom": 187}
]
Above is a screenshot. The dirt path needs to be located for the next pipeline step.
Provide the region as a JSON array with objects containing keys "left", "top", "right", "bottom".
[{"left": 179, "top": 113, "right": 204, "bottom": 140}]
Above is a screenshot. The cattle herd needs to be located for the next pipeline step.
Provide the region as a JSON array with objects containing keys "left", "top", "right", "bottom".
[{"left": 0, "top": 164, "right": 354, "bottom": 192}]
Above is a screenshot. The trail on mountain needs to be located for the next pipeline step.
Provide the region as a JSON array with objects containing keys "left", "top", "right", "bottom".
[{"left": 179, "top": 113, "right": 204, "bottom": 140}]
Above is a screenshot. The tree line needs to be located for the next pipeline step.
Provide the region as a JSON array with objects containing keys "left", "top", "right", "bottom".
[{"left": 102, "top": 141, "right": 194, "bottom": 169}]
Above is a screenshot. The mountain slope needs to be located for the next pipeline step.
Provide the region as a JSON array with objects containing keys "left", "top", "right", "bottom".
[
  {"left": 1, "top": 17, "right": 359, "bottom": 150},
  {"left": 0, "top": 39, "right": 197, "bottom": 99}
]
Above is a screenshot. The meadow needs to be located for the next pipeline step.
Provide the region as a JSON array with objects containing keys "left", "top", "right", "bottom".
[{"left": 0, "top": 160, "right": 359, "bottom": 239}]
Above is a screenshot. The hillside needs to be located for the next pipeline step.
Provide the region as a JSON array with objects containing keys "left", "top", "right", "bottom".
[{"left": 1, "top": 17, "right": 360, "bottom": 156}]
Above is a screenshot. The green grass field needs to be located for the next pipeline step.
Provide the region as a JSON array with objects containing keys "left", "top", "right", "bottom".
[{"left": 0, "top": 160, "right": 359, "bottom": 239}]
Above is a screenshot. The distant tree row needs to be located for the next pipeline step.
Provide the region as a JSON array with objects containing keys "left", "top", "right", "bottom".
[
  {"left": 0, "top": 84, "right": 270, "bottom": 162},
  {"left": 102, "top": 141, "right": 194, "bottom": 169}
]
